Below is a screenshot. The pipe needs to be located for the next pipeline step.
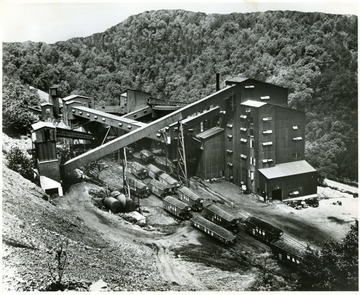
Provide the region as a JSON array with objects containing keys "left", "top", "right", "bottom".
[{"left": 216, "top": 73, "right": 220, "bottom": 91}]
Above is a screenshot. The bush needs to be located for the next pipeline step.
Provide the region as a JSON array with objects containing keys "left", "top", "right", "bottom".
[{"left": 6, "top": 146, "right": 34, "bottom": 181}]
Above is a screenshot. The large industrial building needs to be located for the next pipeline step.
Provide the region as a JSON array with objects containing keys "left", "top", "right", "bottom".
[{"left": 31, "top": 76, "right": 318, "bottom": 201}]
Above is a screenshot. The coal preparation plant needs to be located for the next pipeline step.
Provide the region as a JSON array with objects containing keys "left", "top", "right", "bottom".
[{"left": 30, "top": 75, "right": 318, "bottom": 202}]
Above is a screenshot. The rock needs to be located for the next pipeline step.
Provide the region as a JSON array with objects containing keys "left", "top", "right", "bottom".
[{"left": 89, "top": 279, "right": 108, "bottom": 292}]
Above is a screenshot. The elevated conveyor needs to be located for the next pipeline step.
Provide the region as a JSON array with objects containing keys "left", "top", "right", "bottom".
[
  {"left": 71, "top": 105, "right": 162, "bottom": 142},
  {"left": 63, "top": 85, "right": 237, "bottom": 174}
]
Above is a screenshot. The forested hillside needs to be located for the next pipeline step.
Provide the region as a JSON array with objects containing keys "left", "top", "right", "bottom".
[{"left": 2, "top": 10, "right": 358, "bottom": 182}]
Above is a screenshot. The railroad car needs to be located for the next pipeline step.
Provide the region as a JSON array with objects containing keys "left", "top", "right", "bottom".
[
  {"left": 204, "top": 203, "right": 240, "bottom": 231},
  {"left": 127, "top": 177, "right": 151, "bottom": 198},
  {"left": 149, "top": 179, "right": 172, "bottom": 199},
  {"left": 177, "top": 186, "right": 204, "bottom": 212},
  {"left": 146, "top": 164, "right": 164, "bottom": 180},
  {"left": 130, "top": 161, "right": 148, "bottom": 180},
  {"left": 270, "top": 235, "right": 307, "bottom": 267},
  {"left": 244, "top": 217, "right": 284, "bottom": 243},
  {"left": 140, "top": 149, "right": 155, "bottom": 163},
  {"left": 190, "top": 215, "right": 236, "bottom": 244},
  {"left": 163, "top": 196, "right": 192, "bottom": 220},
  {"left": 158, "top": 173, "right": 181, "bottom": 192}
]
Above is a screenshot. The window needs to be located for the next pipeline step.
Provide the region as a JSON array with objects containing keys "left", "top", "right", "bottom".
[
  {"left": 227, "top": 123, "right": 233, "bottom": 128},
  {"left": 240, "top": 127, "right": 247, "bottom": 132},
  {"left": 292, "top": 126, "right": 298, "bottom": 130},
  {"left": 241, "top": 154, "right": 247, "bottom": 159},
  {"left": 227, "top": 134, "right": 233, "bottom": 139},
  {"left": 250, "top": 139, "right": 254, "bottom": 148},
  {"left": 245, "top": 108, "right": 251, "bottom": 113},
  {"left": 240, "top": 114, "right": 247, "bottom": 119},
  {"left": 262, "top": 159, "right": 273, "bottom": 164},
  {"left": 250, "top": 171, "right": 254, "bottom": 180},
  {"left": 226, "top": 149, "right": 233, "bottom": 154},
  {"left": 260, "top": 96, "right": 270, "bottom": 100},
  {"left": 293, "top": 137, "right": 303, "bottom": 141},
  {"left": 240, "top": 138, "right": 247, "bottom": 143},
  {"left": 250, "top": 157, "right": 256, "bottom": 166},
  {"left": 262, "top": 130, "right": 273, "bottom": 135},
  {"left": 262, "top": 117, "right": 272, "bottom": 121},
  {"left": 244, "top": 85, "right": 255, "bottom": 89},
  {"left": 262, "top": 142, "right": 273, "bottom": 146},
  {"left": 227, "top": 162, "right": 234, "bottom": 167}
]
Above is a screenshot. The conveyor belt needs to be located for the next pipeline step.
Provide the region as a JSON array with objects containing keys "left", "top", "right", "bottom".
[{"left": 63, "top": 85, "right": 237, "bottom": 174}]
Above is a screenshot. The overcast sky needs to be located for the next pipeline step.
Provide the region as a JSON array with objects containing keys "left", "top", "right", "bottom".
[{"left": 1, "top": 0, "right": 359, "bottom": 44}]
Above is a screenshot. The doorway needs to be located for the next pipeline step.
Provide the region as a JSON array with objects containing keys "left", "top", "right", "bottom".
[{"left": 272, "top": 188, "right": 282, "bottom": 200}]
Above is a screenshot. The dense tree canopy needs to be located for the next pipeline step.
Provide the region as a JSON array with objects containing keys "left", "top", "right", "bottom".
[
  {"left": 297, "top": 222, "right": 358, "bottom": 291},
  {"left": 2, "top": 10, "right": 358, "bottom": 181}
]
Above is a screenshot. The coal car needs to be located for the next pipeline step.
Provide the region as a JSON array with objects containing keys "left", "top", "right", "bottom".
[
  {"left": 177, "top": 186, "right": 204, "bottom": 212},
  {"left": 130, "top": 161, "right": 148, "bottom": 180},
  {"left": 204, "top": 203, "right": 240, "bottom": 231},
  {"left": 149, "top": 179, "right": 172, "bottom": 199},
  {"left": 140, "top": 149, "right": 155, "bottom": 163},
  {"left": 190, "top": 215, "right": 236, "bottom": 244},
  {"left": 270, "top": 235, "right": 307, "bottom": 267},
  {"left": 127, "top": 177, "right": 151, "bottom": 198},
  {"left": 146, "top": 164, "right": 164, "bottom": 180},
  {"left": 163, "top": 196, "right": 192, "bottom": 220},
  {"left": 244, "top": 216, "right": 284, "bottom": 243},
  {"left": 158, "top": 173, "right": 181, "bottom": 192}
]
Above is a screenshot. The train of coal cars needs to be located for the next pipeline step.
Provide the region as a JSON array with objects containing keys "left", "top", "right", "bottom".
[{"left": 129, "top": 151, "right": 308, "bottom": 267}]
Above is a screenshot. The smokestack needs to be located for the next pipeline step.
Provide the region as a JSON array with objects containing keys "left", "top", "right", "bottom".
[{"left": 216, "top": 73, "right": 220, "bottom": 91}]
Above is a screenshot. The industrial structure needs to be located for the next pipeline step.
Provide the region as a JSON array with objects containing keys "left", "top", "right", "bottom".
[{"left": 30, "top": 75, "right": 317, "bottom": 201}]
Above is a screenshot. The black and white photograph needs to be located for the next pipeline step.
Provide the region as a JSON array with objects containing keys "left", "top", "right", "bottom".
[{"left": 1, "top": 0, "right": 358, "bottom": 292}]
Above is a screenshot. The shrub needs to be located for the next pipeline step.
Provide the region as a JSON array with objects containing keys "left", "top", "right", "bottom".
[{"left": 6, "top": 146, "right": 34, "bottom": 181}]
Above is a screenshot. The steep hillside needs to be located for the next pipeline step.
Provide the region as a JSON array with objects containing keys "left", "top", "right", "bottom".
[{"left": 2, "top": 9, "right": 358, "bottom": 181}]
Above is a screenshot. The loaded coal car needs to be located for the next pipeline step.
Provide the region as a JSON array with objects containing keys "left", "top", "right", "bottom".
[
  {"left": 204, "top": 203, "right": 240, "bottom": 231},
  {"left": 149, "top": 179, "right": 172, "bottom": 199},
  {"left": 177, "top": 186, "right": 204, "bottom": 212},
  {"left": 140, "top": 149, "right": 155, "bottom": 163},
  {"left": 158, "top": 173, "right": 181, "bottom": 192},
  {"left": 245, "top": 217, "right": 284, "bottom": 243},
  {"left": 270, "top": 235, "right": 307, "bottom": 267},
  {"left": 146, "top": 164, "right": 164, "bottom": 180},
  {"left": 127, "top": 177, "right": 151, "bottom": 198},
  {"left": 163, "top": 196, "right": 192, "bottom": 220},
  {"left": 191, "top": 215, "right": 236, "bottom": 245},
  {"left": 130, "top": 161, "right": 148, "bottom": 180}
]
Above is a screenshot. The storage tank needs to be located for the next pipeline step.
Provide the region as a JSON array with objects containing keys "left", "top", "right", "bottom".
[
  {"left": 116, "top": 193, "right": 127, "bottom": 208},
  {"left": 110, "top": 191, "right": 121, "bottom": 198},
  {"left": 125, "top": 198, "right": 136, "bottom": 212},
  {"left": 103, "top": 197, "right": 123, "bottom": 213}
]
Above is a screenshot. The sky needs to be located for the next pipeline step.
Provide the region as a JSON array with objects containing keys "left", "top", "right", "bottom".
[{"left": 0, "top": 0, "right": 359, "bottom": 44}]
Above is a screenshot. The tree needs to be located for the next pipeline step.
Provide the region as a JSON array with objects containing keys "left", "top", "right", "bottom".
[
  {"left": 6, "top": 146, "right": 35, "bottom": 181},
  {"left": 2, "top": 77, "right": 40, "bottom": 135},
  {"left": 248, "top": 252, "right": 296, "bottom": 291},
  {"left": 297, "top": 222, "right": 358, "bottom": 291}
]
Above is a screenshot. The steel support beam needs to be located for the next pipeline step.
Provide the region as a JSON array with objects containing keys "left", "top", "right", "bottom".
[
  {"left": 63, "top": 85, "right": 237, "bottom": 174},
  {"left": 71, "top": 105, "right": 162, "bottom": 142},
  {"left": 121, "top": 106, "right": 152, "bottom": 120}
]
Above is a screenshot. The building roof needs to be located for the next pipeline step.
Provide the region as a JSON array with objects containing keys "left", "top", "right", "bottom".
[
  {"left": 30, "top": 86, "right": 49, "bottom": 102},
  {"left": 241, "top": 100, "right": 267, "bottom": 108},
  {"left": 196, "top": 127, "right": 224, "bottom": 140},
  {"left": 31, "top": 121, "right": 55, "bottom": 130},
  {"left": 226, "top": 76, "right": 249, "bottom": 84},
  {"left": 62, "top": 94, "right": 92, "bottom": 101},
  {"left": 258, "top": 160, "right": 317, "bottom": 180},
  {"left": 40, "top": 175, "right": 61, "bottom": 190},
  {"left": 225, "top": 77, "right": 288, "bottom": 90}
]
